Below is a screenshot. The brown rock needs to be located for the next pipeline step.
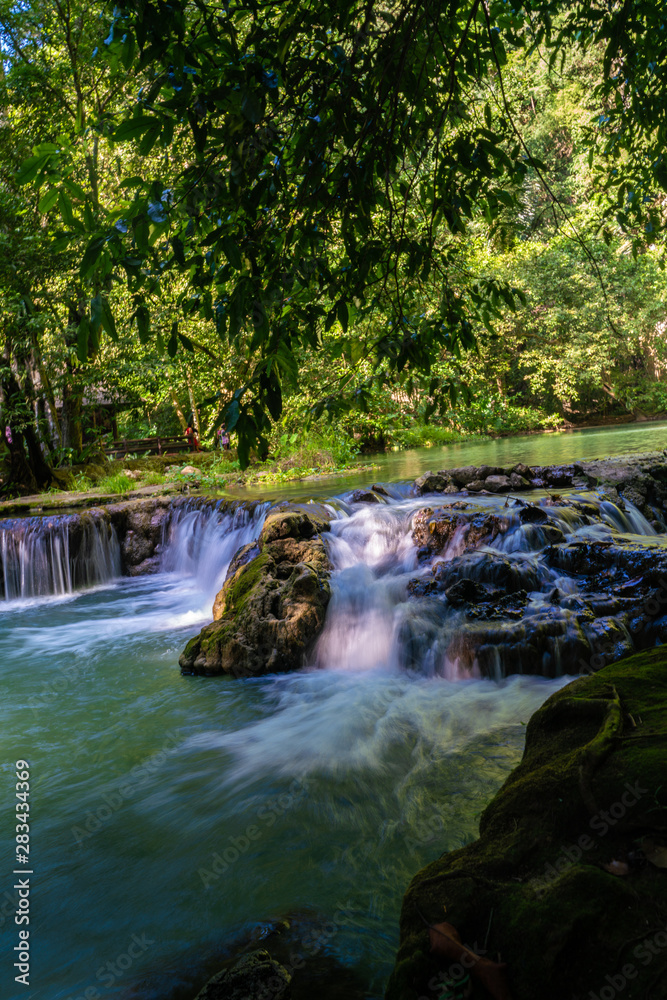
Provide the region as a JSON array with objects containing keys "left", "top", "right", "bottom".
[
  {"left": 413, "top": 472, "right": 448, "bottom": 495},
  {"left": 179, "top": 508, "right": 332, "bottom": 677}
]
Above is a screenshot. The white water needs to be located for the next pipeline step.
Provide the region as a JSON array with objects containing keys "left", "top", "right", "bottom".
[
  {"left": 0, "top": 512, "right": 121, "bottom": 602},
  {"left": 0, "top": 486, "right": 661, "bottom": 1000}
]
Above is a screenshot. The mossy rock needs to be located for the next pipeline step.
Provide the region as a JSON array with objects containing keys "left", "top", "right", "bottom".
[
  {"left": 386, "top": 647, "right": 667, "bottom": 1000},
  {"left": 180, "top": 506, "right": 332, "bottom": 677}
]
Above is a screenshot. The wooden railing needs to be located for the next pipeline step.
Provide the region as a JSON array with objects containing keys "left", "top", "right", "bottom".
[{"left": 103, "top": 435, "right": 194, "bottom": 458}]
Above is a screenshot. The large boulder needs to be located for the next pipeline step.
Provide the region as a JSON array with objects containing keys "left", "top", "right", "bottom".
[
  {"left": 386, "top": 647, "right": 667, "bottom": 1000},
  {"left": 179, "top": 508, "right": 332, "bottom": 677}
]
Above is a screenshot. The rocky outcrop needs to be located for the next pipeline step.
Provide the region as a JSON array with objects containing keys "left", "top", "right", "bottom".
[
  {"left": 179, "top": 506, "right": 332, "bottom": 677},
  {"left": 411, "top": 505, "right": 509, "bottom": 561},
  {"left": 410, "top": 452, "right": 667, "bottom": 529},
  {"left": 386, "top": 646, "right": 667, "bottom": 1000}
]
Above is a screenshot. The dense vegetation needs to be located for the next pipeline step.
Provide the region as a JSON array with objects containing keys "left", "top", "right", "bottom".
[{"left": 1, "top": 1, "right": 666, "bottom": 493}]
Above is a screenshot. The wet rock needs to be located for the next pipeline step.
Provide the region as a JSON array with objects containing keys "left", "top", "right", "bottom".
[
  {"left": 179, "top": 508, "right": 332, "bottom": 677},
  {"left": 582, "top": 615, "right": 633, "bottom": 666},
  {"left": 466, "top": 590, "right": 529, "bottom": 620},
  {"left": 510, "top": 472, "right": 532, "bottom": 490},
  {"left": 547, "top": 539, "right": 667, "bottom": 578},
  {"left": 193, "top": 950, "right": 291, "bottom": 1000},
  {"left": 386, "top": 649, "right": 667, "bottom": 1000},
  {"left": 444, "top": 578, "right": 488, "bottom": 606},
  {"left": 371, "top": 483, "right": 390, "bottom": 496},
  {"left": 464, "top": 479, "right": 486, "bottom": 492},
  {"left": 476, "top": 465, "right": 504, "bottom": 479},
  {"left": 444, "top": 466, "right": 479, "bottom": 487},
  {"left": 432, "top": 550, "right": 543, "bottom": 595},
  {"left": 484, "top": 474, "right": 512, "bottom": 493},
  {"left": 518, "top": 504, "right": 548, "bottom": 524},
  {"left": 350, "top": 489, "right": 382, "bottom": 504},
  {"left": 126, "top": 553, "right": 163, "bottom": 577},
  {"left": 411, "top": 508, "right": 464, "bottom": 557},
  {"left": 443, "top": 609, "right": 590, "bottom": 678},
  {"left": 106, "top": 497, "right": 173, "bottom": 573},
  {"left": 412, "top": 472, "right": 449, "bottom": 495},
  {"left": 513, "top": 462, "right": 533, "bottom": 478},
  {"left": 411, "top": 509, "right": 507, "bottom": 558}
]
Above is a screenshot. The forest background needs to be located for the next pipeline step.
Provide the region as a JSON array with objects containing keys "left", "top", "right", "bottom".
[{"left": 1, "top": 1, "right": 666, "bottom": 494}]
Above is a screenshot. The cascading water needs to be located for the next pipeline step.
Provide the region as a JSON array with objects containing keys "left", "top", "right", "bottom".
[
  {"left": 160, "top": 498, "right": 269, "bottom": 600},
  {"left": 0, "top": 510, "right": 121, "bottom": 602},
  {"left": 317, "top": 489, "right": 664, "bottom": 680},
  {"left": 2, "top": 483, "right": 666, "bottom": 1000}
]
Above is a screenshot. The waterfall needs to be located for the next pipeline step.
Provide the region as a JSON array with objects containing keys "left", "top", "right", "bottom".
[
  {"left": 160, "top": 499, "right": 269, "bottom": 599},
  {"left": 316, "top": 491, "right": 663, "bottom": 680},
  {"left": 0, "top": 510, "right": 121, "bottom": 602}
]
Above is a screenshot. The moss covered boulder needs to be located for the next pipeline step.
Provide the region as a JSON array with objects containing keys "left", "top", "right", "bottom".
[
  {"left": 179, "top": 506, "right": 332, "bottom": 677},
  {"left": 386, "top": 647, "right": 667, "bottom": 1000}
]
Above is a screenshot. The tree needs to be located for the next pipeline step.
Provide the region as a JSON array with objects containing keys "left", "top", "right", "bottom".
[{"left": 13, "top": 1, "right": 667, "bottom": 466}]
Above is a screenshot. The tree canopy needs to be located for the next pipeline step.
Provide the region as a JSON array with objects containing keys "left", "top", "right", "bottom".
[{"left": 4, "top": 0, "right": 667, "bottom": 476}]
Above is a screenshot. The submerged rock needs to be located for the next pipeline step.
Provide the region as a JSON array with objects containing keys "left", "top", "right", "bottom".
[
  {"left": 179, "top": 507, "right": 332, "bottom": 677},
  {"left": 193, "top": 950, "right": 291, "bottom": 1000},
  {"left": 385, "top": 647, "right": 667, "bottom": 1000}
]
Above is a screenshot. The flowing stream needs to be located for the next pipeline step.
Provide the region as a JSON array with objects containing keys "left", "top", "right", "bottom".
[{"left": 2, "top": 480, "right": 662, "bottom": 1000}]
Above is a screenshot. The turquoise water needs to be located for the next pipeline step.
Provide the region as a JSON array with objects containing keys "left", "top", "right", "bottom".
[
  {"left": 0, "top": 509, "right": 569, "bottom": 1000},
  {"left": 229, "top": 419, "right": 667, "bottom": 501}
]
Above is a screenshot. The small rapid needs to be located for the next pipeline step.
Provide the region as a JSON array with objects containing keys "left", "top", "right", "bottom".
[{"left": 317, "top": 489, "right": 663, "bottom": 680}]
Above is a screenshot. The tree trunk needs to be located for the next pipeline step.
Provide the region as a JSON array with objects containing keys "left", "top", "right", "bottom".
[
  {"left": 186, "top": 368, "right": 201, "bottom": 440},
  {"left": 169, "top": 390, "right": 188, "bottom": 432},
  {"left": 0, "top": 369, "right": 54, "bottom": 495}
]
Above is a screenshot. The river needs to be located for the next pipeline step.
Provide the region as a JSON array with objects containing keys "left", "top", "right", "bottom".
[
  {"left": 232, "top": 418, "right": 667, "bottom": 501},
  {"left": 2, "top": 428, "right": 663, "bottom": 1000}
]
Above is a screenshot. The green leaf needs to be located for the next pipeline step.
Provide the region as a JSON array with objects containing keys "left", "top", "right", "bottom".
[
  {"left": 167, "top": 321, "right": 179, "bottom": 357},
  {"left": 337, "top": 299, "right": 349, "bottom": 333},
  {"left": 178, "top": 331, "right": 195, "bottom": 352},
  {"left": 100, "top": 298, "right": 118, "bottom": 341},
  {"left": 135, "top": 304, "right": 150, "bottom": 343},
  {"left": 171, "top": 236, "right": 186, "bottom": 264},
  {"left": 221, "top": 235, "right": 243, "bottom": 270},
  {"left": 38, "top": 188, "right": 59, "bottom": 213},
  {"left": 241, "top": 89, "right": 263, "bottom": 124},
  {"left": 114, "top": 116, "right": 157, "bottom": 141},
  {"left": 79, "top": 236, "right": 106, "bottom": 277},
  {"left": 16, "top": 154, "right": 49, "bottom": 186},
  {"left": 58, "top": 191, "right": 75, "bottom": 227},
  {"left": 90, "top": 294, "right": 103, "bottom": 332}
]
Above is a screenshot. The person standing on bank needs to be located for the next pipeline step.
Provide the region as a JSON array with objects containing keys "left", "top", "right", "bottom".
[{"left": 185, "top": 424, "right": 201, "bottom": 452}]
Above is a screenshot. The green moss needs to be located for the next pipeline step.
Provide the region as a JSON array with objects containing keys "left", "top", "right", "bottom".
[
  {"left": 386, "top": 647, "right": 667, "bottom": 1000},
  {"left": 223, "top": 550, "right": 273, "bottom": 615}
]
